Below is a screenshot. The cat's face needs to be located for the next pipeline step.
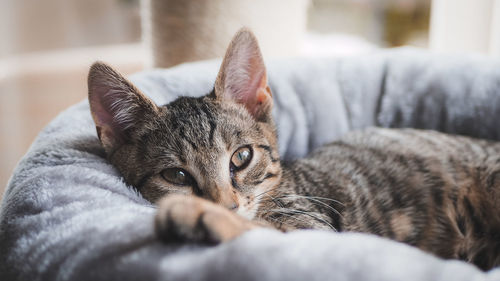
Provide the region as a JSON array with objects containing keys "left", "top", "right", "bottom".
[
  {"left": 114, "top": 95, "right": 281, "bottom": 219},
  {"left": 88, "top": 29, "right": 281, "bottom": 219}
]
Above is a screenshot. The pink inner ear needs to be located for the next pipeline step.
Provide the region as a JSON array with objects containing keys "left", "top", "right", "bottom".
[
  {"left": 91, "top": 90, "right": 114, "bottom": 130},
  {"left": 240, "top": 70, "right": 270, "bottom": 117},
  {"left": 215, "top": 29, "right": 273, "bottom": 120},
  {"left": 223, "top": 51, "right": 271, "bottom": 118},
  {"left": 89, "top": 85, "right": 131, "bottom": 146},
  {"left": 88, "top": 62, "right": 158, "bottom": 150}
]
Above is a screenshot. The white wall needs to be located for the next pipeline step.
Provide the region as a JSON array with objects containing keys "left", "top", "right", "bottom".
[{"left": 430, "top": 0, "right": 500, "bottom": 56}]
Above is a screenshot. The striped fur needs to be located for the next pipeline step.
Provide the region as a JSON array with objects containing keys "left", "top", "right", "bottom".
[
  {"left": 88, "top": 29, "right": 500, "bottom": 270},
  {"left": 257, "top": 128, "right": 500, "bottom": 270}
]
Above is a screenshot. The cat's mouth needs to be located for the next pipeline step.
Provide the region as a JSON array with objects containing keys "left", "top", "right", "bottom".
[
  {"left": 235, "top": 185, "right": 271, "bottom": 220},
  {"left": 237, "top": 204, "right": 258, "bottom": 220},
  {"left": 236, "top": 195, "right": 261, "bottom": 220}
]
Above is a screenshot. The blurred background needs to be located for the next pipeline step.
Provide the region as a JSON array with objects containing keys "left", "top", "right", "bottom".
[{"left": 1, "top": 0, "right": 498, "bottom": 198}]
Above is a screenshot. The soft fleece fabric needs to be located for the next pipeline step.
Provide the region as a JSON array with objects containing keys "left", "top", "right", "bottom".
[{"left": 2, "top": 48, "right": 500, "bottom": 281}]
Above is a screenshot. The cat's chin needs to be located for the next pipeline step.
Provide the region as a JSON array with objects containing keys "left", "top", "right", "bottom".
[{"left": 237, "top": 204, "right": 258, "bottom": 220}]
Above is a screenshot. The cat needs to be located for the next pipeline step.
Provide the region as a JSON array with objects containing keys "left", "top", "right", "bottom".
[{"left": 88, "top": 28, "right": 500, "bottom": 270}]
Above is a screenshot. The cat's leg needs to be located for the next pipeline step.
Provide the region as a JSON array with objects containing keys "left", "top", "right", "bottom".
[{"left": 155, "top": 195, "right": 261, "bottom": 244}]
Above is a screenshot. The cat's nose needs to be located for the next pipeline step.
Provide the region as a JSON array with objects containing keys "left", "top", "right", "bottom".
[
  {"left": 211, "top": 185, "right": 239, "bottom": 211},
  {"left": 220, "top": 195, "right": 239, "bottom": 211},
  {"left": 226, "top": 202, "right": 239, "bottom": 211}
]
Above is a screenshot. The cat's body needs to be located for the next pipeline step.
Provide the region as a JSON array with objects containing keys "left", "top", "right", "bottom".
[
  {"left": 88, "top": 29, "right": 500, "bottom": 271},
  {"left": 259, "top": 128, "right": 500, "bottom": 270}
]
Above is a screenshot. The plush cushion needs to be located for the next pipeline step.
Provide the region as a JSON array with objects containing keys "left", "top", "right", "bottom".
[{"left": 2, "top": 48, "right": 500, "bottom": 281}]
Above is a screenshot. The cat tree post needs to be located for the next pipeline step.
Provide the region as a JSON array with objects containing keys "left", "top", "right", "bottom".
[{"left": 141, "top": 0, "right": 309, "bottom": 68}]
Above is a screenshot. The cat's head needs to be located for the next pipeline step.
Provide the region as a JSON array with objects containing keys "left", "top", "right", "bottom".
[{"left": 88, "top": 29, "right": 281, "bottom": 219}]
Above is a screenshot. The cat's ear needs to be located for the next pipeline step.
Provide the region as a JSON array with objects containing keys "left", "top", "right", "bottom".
[
  {"left": 88, "top": 62, "right": 159, "bottom": 154},
  {"left": 213, "top": 28, "right": 273, "bottom": 122}
]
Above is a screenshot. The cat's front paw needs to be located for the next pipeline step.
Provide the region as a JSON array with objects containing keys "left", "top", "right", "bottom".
[{"left": 155, "top": 195, "right": 257, "bottom": 244}]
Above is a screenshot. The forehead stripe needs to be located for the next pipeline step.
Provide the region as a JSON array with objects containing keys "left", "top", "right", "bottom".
[
  {"left": 208, "top": 119, "right": 216, "bottom": 146},
  {"left": 200, "top": 103, "right": 217, "bottom": 145},
  {"left": 178, "top": 126, "right": 198, "bottom": 150}
]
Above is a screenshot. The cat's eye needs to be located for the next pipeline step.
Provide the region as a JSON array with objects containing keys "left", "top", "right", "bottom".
[
  {"left": 161, "top": 168, "right": 194, "bottom": 186},
  {"left": 231, "top": 146, "right": 252, "bottom": 170}
]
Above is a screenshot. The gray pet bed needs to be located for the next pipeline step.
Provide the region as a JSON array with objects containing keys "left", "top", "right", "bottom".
[{"left": 2, "top": 48, "right": 500, "bottom": 281}]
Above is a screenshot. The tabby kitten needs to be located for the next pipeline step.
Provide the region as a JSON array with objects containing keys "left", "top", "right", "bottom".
[{"left": 88, "top": 29, "right": 500, "bottom": 270}]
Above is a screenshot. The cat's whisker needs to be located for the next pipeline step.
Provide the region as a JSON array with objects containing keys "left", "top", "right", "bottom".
[
  {"left": 267, "top": 210, "right": 317, "bottom": 229},
  {"left": 282, "top": 195, "right": 345, "bottom": 206},
  {"left": 245, "top": 188, "right": 285, "bottom": 211},
  {"left": 280, "top": 195, "right": 343, "bottom": 218},
  {"left": 254, "top": 186, "right": 281, "bottom": 200},
  {"left": 261, "top": 193, "right": 285, "bottom": 208},
  {"left": 269, "top": 208, "right": 337, "bottom": 231},
  {"left": 265, "top": 215, "right": 290, "bottom": 229},
  {"left": 244, "top": 193, "right": 283, "bottom": 215}
]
